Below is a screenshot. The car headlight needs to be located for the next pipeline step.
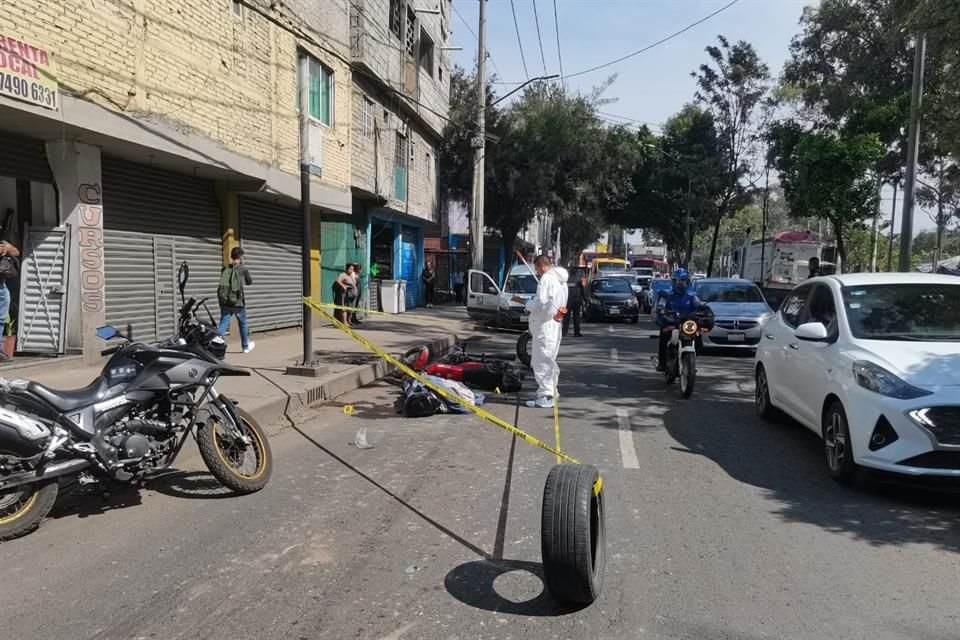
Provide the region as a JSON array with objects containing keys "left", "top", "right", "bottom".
[
  {"left": 589, "top": 296, "right": 602, "bottom": 305},
  {"left": 852, "top": 361, "right": 932, "bottom": 399},
  {"left": 625, "top": 298, "right": 638, "bottom": 307}
]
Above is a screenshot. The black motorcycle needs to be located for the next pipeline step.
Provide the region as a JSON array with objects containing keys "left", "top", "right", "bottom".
[{"left": 0, "top": 263, "right": 272, "bottom": 541}]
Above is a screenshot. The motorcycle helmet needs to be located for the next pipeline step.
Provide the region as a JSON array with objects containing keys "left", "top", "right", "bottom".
[{"left": 671, "top": 268, "right": 691, "bottom": 295}]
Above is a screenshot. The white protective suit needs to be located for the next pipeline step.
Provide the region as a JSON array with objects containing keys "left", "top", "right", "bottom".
[{"left": 525, "top": 266, "right": 569, "bottom": 399}]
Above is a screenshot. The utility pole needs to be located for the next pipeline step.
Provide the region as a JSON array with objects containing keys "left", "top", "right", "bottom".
[
  {"left": 899, "top": 34, "right": 926, "bottom": 272},
  {"left": 887, "top": 181, "right": 898, "bottom": 272},
  {"left": 870, "top": 177, "right": 881, "bottom": 272},
  {"left": 760, "top": 166, "right": 769, "bottom": 285},
  {"left": 683, "top": 177, "right": 692, "bottom": 269},
  {"left": 469, "top": 0, "right": 487, "bottom": 271},
  {"left": 298, "top": 54, "right": 314, "bottom": 367}
]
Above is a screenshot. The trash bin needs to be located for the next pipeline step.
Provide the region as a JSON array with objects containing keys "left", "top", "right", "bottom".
[
  {"left": 397, "top": 280, "right": 407, "bottom": 313},
  {"left": 381, "top": 280, "right": 400, "bottom": 314}
]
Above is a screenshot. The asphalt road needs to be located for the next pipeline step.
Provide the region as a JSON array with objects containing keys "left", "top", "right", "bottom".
[{"left": 2, "top": 314, "right": 960, "bottom": 640}]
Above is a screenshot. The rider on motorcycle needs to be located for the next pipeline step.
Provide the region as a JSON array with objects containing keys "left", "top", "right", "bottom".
[{"left": 655, "top": 268, "right": 708, "bottom": 372}]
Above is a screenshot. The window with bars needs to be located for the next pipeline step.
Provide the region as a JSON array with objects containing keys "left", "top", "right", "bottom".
[
  {"left": 394, "top": 133, "right": 408, "bottom": 201},
  {"left": 405, "top": 7, "right": 417, "bottom": 56},
  {"left": 409, "top": 140, "right": 417, "bottom": 174},
  {"left": 389, "top": 0, "right": 402, "bottom": 39},
  {"left": 359, "top": 96, "right": 374, "bottom": 139}
]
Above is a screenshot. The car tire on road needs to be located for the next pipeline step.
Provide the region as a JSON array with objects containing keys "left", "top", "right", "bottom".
[
  {"left": 755, "top": 364, "right": 779, "bottom": 422},
  {"left": 541, "top": 463, "right": 606, "bottom": 605},
  {"left": 822, "top": 401, "right": 858, "bottom": 485}
]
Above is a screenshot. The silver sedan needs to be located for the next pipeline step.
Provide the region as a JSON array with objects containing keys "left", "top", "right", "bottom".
[{"left": 693, "top": 278, "right": 774, "bottom": 350}]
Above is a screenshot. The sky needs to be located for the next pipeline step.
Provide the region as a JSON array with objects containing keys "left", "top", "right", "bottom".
[{"left": 449, "top": 0, "right": 937, "bottom": 236}]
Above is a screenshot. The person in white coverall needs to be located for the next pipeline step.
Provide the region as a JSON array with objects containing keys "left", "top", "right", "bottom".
[{"left": 513, "top": 255, "right": 568, "bottom": 408}]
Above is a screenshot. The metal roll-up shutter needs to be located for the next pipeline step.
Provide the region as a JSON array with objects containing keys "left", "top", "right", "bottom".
[
  {"left": 102, "top": 158, "right": 222, "bottom": 343},
  {"left": 239, "top": 198, "right": 301, "bottom": 332},
  {"left": 0, "top": 132, "right": 53, "bottom": 183}
]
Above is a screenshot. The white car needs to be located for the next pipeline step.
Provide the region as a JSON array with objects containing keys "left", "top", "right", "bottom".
[{"left": 755, "top": 273, "right": 960, "bottom": 483}]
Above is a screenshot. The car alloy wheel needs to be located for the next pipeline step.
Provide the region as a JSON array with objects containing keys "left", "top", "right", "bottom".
[{"left": 823, "top": 402, "right": 857, "bottom": 484}]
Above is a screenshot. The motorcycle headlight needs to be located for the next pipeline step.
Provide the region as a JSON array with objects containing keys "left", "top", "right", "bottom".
[
  {"left": 681, "top": 320, "right": 698, "bottom": 336},
  {"left": 852, "top": 361, "right": 932, "bottom": 399}
]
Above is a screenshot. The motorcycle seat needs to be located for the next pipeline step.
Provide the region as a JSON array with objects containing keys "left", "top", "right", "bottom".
[{"left": 28, "top": 377, "right": 110, "bottom": 412}]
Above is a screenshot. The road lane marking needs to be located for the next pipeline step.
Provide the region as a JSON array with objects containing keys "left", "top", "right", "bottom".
[
  {"left": 611, "top": 348, "right": 619, "bottom": 362},
  {"left": 616, "top": 408, "right": 640, "bottom": 469}
]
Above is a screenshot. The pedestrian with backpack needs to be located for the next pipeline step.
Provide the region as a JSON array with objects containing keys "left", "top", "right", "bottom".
[{"left": 217, "top": 247, "right": 255, "bottom": 353}]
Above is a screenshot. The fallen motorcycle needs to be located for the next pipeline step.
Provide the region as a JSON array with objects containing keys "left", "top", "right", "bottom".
[{"left": 0, "top": 263, "right": 272, "bottom": 541}]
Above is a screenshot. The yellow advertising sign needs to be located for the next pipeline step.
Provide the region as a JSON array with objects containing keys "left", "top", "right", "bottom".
[{"left": 0, "top": 34, "right": 57, "bottom": 110}]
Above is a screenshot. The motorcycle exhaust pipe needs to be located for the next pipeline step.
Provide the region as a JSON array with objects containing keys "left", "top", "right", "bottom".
[{"left": 0, "top": 458, "right": 90, "bottom": 491}]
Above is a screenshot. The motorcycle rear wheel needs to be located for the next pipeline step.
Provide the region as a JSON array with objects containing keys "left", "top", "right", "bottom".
[
  {"left": 0, "top": 479, "right": 58, "bottom": 542},
  {"left": 198, "top": 406, "right": 273, "bottom": 494}
]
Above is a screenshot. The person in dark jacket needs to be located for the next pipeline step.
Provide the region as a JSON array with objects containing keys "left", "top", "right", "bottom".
[{"left": 562, "top": 268, "right": 584, "bottom": 338}]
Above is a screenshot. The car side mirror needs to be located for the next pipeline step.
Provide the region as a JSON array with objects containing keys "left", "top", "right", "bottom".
[
  {"left": 486, "top": 286, "right": 498, "bottom": 294},
  {"left": 795, "top": 322, "right": 829, "bottom": 342}
]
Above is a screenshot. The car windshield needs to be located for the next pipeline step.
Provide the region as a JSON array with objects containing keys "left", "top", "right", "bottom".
[
  {"left": 504, "top": 274, "right": 538, "bottom": 294},
  {"left": 592, "top": 278, "right": 632, "bottom": 293},
  {"left": 597, "top": 263, "right": 628, "bottom": 273},
  {"left": 842, "top": 283, "right": 960, "bottom": 341},
  {"left": 696, "top": 282, "right": 765, "bottom": 303}
]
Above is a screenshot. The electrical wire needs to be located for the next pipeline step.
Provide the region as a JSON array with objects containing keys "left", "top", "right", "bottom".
[
  {"left": 494, "top": 0, "right": 741, "bottom": 85},
  {"left": 552, "top": 0, "right": 564, "bottom": 83},
  {"left": 509, "top": 0, "right": 531, "bottom": 81},
  {"left": 531, "top": 0, "right": 549, "bottom": 75},
  {"left": 563, "top": 0, "right": 741, "bottom": 80},
  {"left": 452, "top": 2, "right": 505, "bottom": 82}
]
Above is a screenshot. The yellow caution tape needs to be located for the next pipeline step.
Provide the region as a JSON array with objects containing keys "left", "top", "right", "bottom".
[
  {"left": 553, "top": 390, "right": 562, "bottom": 465},
  {"left": 593, "top": 476, "right": 603, "bottom": 496},
  {"left": 303, "top": 297, "right": 582, "bottom": 466},
  {"left": 313, "top": 302, "right": 529, "bottom": 334}
]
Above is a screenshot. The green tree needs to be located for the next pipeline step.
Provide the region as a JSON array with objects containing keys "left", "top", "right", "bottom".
[
  {"left": 769, "top": 127, "right": 884, "bottom": 268},
  {"left": 692, "top": 36, "right": 772, "bottom": 276}
]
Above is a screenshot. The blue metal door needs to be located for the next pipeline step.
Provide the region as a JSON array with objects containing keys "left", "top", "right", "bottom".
[{"left": 400, "top": 225, "right": 419, "bottom": 308}]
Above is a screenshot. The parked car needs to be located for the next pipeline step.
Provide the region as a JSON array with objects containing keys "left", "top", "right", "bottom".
[
  {"left": 605, "top": 271, "right": 645, "bottom": 306},
  {"left": 465, "top": 264, "right": 538, "bottom": 327},
  {"left": 755, "top": 273, "right": 960, "bottom": 483},
  {"left": 692, "top": 278, "right": 773, "bottom": 351},
  {"left": 585, "top": 277, "right": 640, "bottom": 323},
  {"left": 647, "top": 278, "right": 673, "bottom": 312}
]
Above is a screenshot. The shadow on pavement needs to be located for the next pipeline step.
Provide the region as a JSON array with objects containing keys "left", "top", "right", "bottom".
[
  {"left": 149, "top": 470, "right": 237, "bottom": 500},
  {"left": 660, "top": 389, "right": 960, "bottom": 553},
  {"left": 444, "top": 559, "right": 582, "bottom": 617}
]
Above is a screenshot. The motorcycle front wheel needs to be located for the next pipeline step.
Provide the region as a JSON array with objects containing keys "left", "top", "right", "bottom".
[
  {"left": 679, "top": 351, "right": 696, "bottom": 398},
  {"left": 0, "top": 478, "right": 58, "bottom": 542},
  {"left": 197, "top": 406, "right": 273, "bottom": 494}
]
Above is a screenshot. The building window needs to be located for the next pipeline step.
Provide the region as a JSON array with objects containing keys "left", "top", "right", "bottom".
[
  {"left": 232, "top": 0, "right": 243, "bottom": 18},
  {"left": 425, "top": 151, "right": 432, "bottom": 180},
  {"left": 406, "top": 7, "right": 417, "bottom": 56},
  {"left": 438, "top": 66, "right": 443, "bottom": 82},
  {"left": 360, "top": 96, "right": 374, "bottom": 139},
  {"left": 409, "top": 140, "right": 417, "bottom": 174},
  {"left": 389, "top": 0, "right": 402, "bottom": 39},
  {"left": 301, "top": 56, "right": 333, "bottom": 126},
  {"left": 418, "top": 29, "right": 434, "bottom": 75},
  {"left": 394, "top": 133, "right": 408, "bottom": 201}
]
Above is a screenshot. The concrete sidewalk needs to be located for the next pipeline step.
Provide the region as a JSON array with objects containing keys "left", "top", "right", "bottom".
[{"left": 13, "top": 307, "right": 476, "bottom": 431}]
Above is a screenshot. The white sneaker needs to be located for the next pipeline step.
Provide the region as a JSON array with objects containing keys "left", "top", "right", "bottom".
[
  {"left": 243, "top": 341, "right": 256, "bottom": 353},
  {"left": 526, "top": 396, "right": 554, "bottom": 409}
]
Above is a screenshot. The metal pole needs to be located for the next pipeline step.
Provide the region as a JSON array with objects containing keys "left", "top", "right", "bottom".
[
  {"left": 870, "top": 177, "right": 881, "bottom": 272},
  {"left": 899, "top": 34, "right": 926, "bottom": 272},
  {"left": 684, "top": 176, "right": 692, "bottom": 268},
  {"left": 887, "top": 181, "right": 897, "bottom": 272},
  {"left": 298, "top": 54, "right": 313, "bottom": 366},
  {"left": 470, "top": 0, "right": 487, "bottom": 270},
  {"left": 760, "top": 166, "right": 769, "bottom": 285}
]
